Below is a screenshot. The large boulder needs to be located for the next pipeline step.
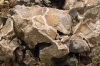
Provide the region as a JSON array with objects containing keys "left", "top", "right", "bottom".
[
  {"left": 12, "top": 5, "right": 71, "bottom": 65},
  {"left": 10, "top": 5, "right": 100, "bottom": 65}
]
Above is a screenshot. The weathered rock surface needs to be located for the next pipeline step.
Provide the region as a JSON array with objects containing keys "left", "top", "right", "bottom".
[
  {"left": 0, "top": 0, "right": 100, "bottom": 66},
  {"left": 12, "top": 5, "right": 71, "bottom": 65},
  {"left": 8, "top": 5, "right": 100, "bottom": 65}
]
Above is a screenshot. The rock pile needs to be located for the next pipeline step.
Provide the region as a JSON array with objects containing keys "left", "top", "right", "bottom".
[{"left": 0, "top": 0, "right": 100, "bottom": 66}]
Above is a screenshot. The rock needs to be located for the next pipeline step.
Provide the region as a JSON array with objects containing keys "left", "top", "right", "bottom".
[
  {"left": 0, "top": 0, "right": 4, "bottom": 4},
  {"left": 1, "top": 18, "right": 14, "bottom": 37},
  {"left": 87, "top": 0, "right": 100, "bottom": 6},
  {"left": 1, "top": 62, "right": 12, "bottom": 66},
  {"left": 0, "top": 17, "right": 3, "bottom": 29},
  {"left": 10, "top": 5, "right": 100, "bottom": 65},
  {"left": 63, "top": 0, "right": 77, "bottom": 10},
  {"left": 67, "top": 57, "right": 78, "bottom": 66},
  {"left": 35, "top": 0, "right": 42, "bottom": 3},
  {"left": 70, "top": 34, "right": 90, "bottom": 53},
  {"left": 63, "top": 0, "right": 86, "bottom": 10},
  {"left": 15, "top": 48, "right": 23, "bottom": 62},
  {"left": 12, "top": 5, "right": 70, "bottom": 65},
  {"left": 0, "top": 38, "right": 19, "bottom": 61},
  {"left": 23, "top": 50, "right": 37, "bottom": 65},
  {"left": 74, "top": 2, "right": 85, "bottom": 8}
]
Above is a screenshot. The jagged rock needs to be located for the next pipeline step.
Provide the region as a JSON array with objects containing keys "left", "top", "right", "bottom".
[
  {"left": 9, "top": 5, "right": 100, "bottom": 65},
  {"left": 70, "top": 34, "right": 90, "bottom": 53},
  {"left": 1, "top": 18, "right": 14, "bottom": 37},
  {"left": 23, "top": 50, "right": 37, "bottom": 66},
  {"left": 0, "top": 0, "right": 100, "bottom": 66},
  {"left": 74, "top": 2, "right": 85, "bottom": 8},
  {"left": 63, "top": 0, "right": 86, "bottom": 10},
  {"left": 87, "top": 0, "right": 100, "bottom": 6},
  {"left": 15, "top": 48, "right": 23, "bottom": 62},
  {"left": 63, "top": 0, "right": 77, "bottom": 10},
  {"left": 0, "top": 38, "right": 19, "bottom": 61},
  {"left": 12, "top": 5, "right": 71, "bottom": 65}
]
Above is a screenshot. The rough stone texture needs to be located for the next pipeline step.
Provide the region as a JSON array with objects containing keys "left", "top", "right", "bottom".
[
  {"left": 63, "top": 0, "right": 86, "bottom": 10},
  {"left": 12, "top": 5, "right": 71, "bottom": 65},
  {"left": 63, "top": 0, "right": 100, "bottom": 10},
  {"left": 8, "top": 5, "right": 100, "bottom": 65},
  {"left": 0, "top": 17, "right": 19, "bottom": 62},
  {"left": 0, "top": 0, "right": 100, "bottom": 65},
  {"left": 87, "top": 0, "right": 100, "bottom": 6}
]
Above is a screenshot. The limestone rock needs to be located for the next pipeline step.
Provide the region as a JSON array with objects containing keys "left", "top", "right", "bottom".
[
  {"left": 70, "top": 34, "right": 90, "bottom": 53},
  {"left": 6, "top": 5, "right": 100, "bottom": 66},
  {"left": 1, "top": 18, "right": 14, "bottom": 37},
  {"left": 63, "top": 0, "right": 77, "bottom": 10},
  {"left": 0, "top": 38, "right": 19, "bottom": 61},
  {"left": 12, "top": 5, "right": 71, "bottom": 65},
  {"left": 87, "top": 0, "right": 100, "bottom": 6},
  {"left": 63, "top": 0, "right": 86, "bottom": 10}
]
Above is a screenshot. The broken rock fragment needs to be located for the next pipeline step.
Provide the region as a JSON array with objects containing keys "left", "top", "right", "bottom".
[
  {"left": 12, "top": 5, "right": 71, "bottom": 65},
  {"left": 70, "top": 34, "right": 90, "bottom": 53},
  {"left": 5, "top": 4, "right": 100, "bottom": 66},
  {"left": 1, "top": 18, "right": 14, "bottom": 37},
  {"left": 0, "top": 38, "right": 19, "bottom": 61}
]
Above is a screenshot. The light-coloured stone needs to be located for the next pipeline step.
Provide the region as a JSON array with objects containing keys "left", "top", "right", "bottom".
[
  {"left": 0, "top": 38, "right": 19, "bottom": 61},
  {"left": 12, "top": 5, "right": 70, "bottom": 65},
  {"left": 87, "top": 0, "right": 100, "bottom": 6},
  {"left": 70, "top": 34, "right": 90, "bottom": 52},
  {"left": 1, "top": 18, "right": 14, "bottom": 37},
  {"left": 8, "top": 5, "right": 100, "bottom": 66}
]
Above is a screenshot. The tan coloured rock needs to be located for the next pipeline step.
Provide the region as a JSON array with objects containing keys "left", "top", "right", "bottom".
[
  {"left": 63, "top": 0, "right": 86, "bottom": 10},
  {"left": 8, "top": 5, "right": 100, "bottom": 66},
  {"left": 12, "top": 5, "right": 71, "bottom": 65},
  {"left": 87, "top": 0, "right": 100, "bottom": 6},
  {"left": 0, "top": 38, "right": 19, "bottom": 61},
  {"left": 1, "top": 18, "right": 14, "bottom": 37},
  {"left": 63, "top": 0, "right": 77, "bottom": 10},
  {"left": 70, "top": 34, "right": 90, "bottom": 52}
]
